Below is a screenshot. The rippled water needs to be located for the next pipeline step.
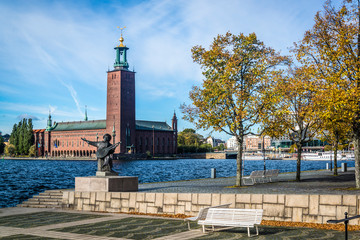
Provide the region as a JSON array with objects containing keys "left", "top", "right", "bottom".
[{"left": 0, "top": 158, "right": 354, "bottom": 208}]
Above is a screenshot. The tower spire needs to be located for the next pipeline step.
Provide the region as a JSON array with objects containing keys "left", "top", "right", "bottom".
[
  {"left": 46, "top": 110, "right": 52, "bottom": 131},
  {"left": 172, "top": 110, "right": 177, "bottom": 131},
  {"left": 114, "top": 26, "right": 129, "bottom": 70},
  {"left": 84, "top": 105, "right": 88, "bottom": 121}
]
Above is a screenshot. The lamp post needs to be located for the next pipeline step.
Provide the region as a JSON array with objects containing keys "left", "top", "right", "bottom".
[
  {"left": 263, "top": 136, "right": 266, "bottom": 171},
  {"left": 152, "top": 125, "right": 155, "bottom": 157}
]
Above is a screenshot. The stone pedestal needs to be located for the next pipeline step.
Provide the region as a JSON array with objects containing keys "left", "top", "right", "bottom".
[{"left": 75, "top": 176, "right": 138, "bottom": 192}]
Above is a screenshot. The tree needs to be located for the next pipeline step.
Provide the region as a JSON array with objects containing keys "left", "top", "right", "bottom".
[
  {"left": 294, "top": 0, "right": 360, "bottom": 187},
  {"left": 29, "top": 145, "right": 36, "bottom": 157},
  {"left": 177, "top": 128, "right": 204, "bottom": 146},
  {"left": 181, "top": 32, "right": 288, "bottom": 186},
  {"left": 261, "top": 66, "right": 321, "bottom": 181},
  {"left": 9, "top": 118, "right": 34, "bottom": 156},
  {"left": 177, "top": 128, "right": 208, "bottom": 153},
  {"left": 0, "top": 135, "right": 5, "bottom": 154},
  {"left": 317, "top": 88, "right": 351, "bottom": 175}
]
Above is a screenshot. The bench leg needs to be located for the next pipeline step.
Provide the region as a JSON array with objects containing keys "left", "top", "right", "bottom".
[
  {"left": 212, "top": 225, "right": 214, "bottom": 231},
  {"left": 187, "top": 221, "right": 191, "bottom": 230},
  {"left": 247, "top": 227, "right": 250, "bottom": 237},
  {"left": 202, "top": 225, "right": 206, "bottom": 233},
  {"left": 256, "top": 225, "right": 259, "bottom": 235}
]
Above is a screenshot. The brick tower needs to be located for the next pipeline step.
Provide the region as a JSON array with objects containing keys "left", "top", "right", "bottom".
[{"left": 106, "top": 33, "right": 135, "bottom": 153}]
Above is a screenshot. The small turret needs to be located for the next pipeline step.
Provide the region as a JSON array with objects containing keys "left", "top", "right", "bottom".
[
  {"left": 46, "top": 111, "right": 52, "bottom": 131},
  {"left": 172, "top": 111, "right": 177, "bottom": 131}
]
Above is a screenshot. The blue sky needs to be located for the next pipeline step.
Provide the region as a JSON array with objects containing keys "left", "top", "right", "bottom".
[{"left": 0, "top": 0, "right": 341, "bottom": 140}]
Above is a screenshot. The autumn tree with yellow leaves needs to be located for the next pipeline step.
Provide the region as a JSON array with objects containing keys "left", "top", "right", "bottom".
[
  {"left": 181, "top": 32, "right": 288, "bottom": 186},
  {"left": 294, "top": 0, "right": 360, "bottom": 187},
  {"left": 261, "top": 66, "right": 321, "bottom": 181},
  {"left": 315, "top": 87, "right": 351, "bottom": 176}
]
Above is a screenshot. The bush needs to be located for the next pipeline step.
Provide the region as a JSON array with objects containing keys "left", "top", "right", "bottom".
[{"left": 4, "top": 144, "right": 16, "bottom": 157}]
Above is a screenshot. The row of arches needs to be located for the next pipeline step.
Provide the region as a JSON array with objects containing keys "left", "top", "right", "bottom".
[{"left": 50, "top": 150, "right": 96, "bottom": 157}]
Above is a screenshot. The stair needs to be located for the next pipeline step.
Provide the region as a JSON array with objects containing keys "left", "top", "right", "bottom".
[{"left": 18, "top": 190, "right": 64, "bottom": 208}]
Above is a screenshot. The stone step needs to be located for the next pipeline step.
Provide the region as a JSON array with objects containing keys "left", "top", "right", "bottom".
[
  {"left": 24, "top": 199, "right": 62, "bottom": 205},
  {"left": 19, "top": 189, "right": 64, "bottom": 209},
  {"left": 39, "top": 192, "right": 63, "bottom": 197},
  {"left": 31, "top": 197, "right": 62, "bottom": 201},
  {"left": 20, "top": 204, "right": 56, "bottom": 208}
]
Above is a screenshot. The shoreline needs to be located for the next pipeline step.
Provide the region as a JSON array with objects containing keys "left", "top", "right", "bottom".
[{"left": 2, "top": 156, "right": 355, "bottom": 161}]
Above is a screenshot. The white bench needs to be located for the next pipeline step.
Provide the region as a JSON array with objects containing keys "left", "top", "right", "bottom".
[
  {"left": 243, "top": 169, "right": 279, "bottom": 185},
  {"left": 264, "top": 169, "right": 279, "bottom": 182},
  {"left": 184, "top": 203, "right": 231, "bottom": 230},
  {"left": 242, "top": 170, "right": 265, "bottom": 185},
  {"left": 198, "top": 208, "right": 263, "bottom": 237}
]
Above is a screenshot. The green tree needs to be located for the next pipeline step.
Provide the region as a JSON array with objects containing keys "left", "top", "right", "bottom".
[
  {"left": 181, "top": 32, "right": 288, "bottom": 186},
  {"left": 9, "top": 118, "right": 35, "bottom": 156},
  {"left": 177, "top": 128, "right": 205, "bottom": 153},
  {"left": 294, "top": 0, "right": 360, "bottom": 187}
]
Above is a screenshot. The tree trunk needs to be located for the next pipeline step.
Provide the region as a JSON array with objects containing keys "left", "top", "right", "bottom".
[
  {"left": 333, "top": 142, "right": 338, "bottom": 176},
  {"left": 355, "top": 0, "right": 360, "bottom": 189},
  {"left": 236, "top": 137, "right": 243, "bottom": 186},
  {"left": 354, "top": 132, "right": 360, "bottom": 188},
  {"left": 296, "top": 143, "right": 302, "bottom": 181}
]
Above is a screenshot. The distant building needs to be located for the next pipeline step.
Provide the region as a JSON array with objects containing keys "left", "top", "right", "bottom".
[
  {"left": 206, "top": 136, "right": 225, "bottom": 148},
  {"left": 244, "top": 135, "right": 271, "bottom": 152},
  {"left": 33, "top": 35, "right": 177, "bottom": 158},
  {"left": 226, "top": 135, "right": 271, "bottom": 151},
  {"left": 226, "top": 136, "right": 239, "bottom": 150},
  {"left": 271, "top": 135, "right": 327, "bottom": 152}
]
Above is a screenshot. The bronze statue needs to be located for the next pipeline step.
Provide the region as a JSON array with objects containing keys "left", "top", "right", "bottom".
[{"left": 81, "top": 134, "right": 120, "bottom": 173}]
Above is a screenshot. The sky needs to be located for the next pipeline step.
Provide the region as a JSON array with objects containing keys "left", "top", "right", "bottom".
[{"left": 0, "top": 0, "right": 342, "bottom": 140}]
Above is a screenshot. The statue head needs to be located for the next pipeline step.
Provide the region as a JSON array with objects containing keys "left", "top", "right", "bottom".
[{"left": 103, "top": 134, "right": 112, "bottom": 142}]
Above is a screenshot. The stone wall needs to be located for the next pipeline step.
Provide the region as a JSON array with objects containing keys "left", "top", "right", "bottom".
[{"left": 62, "top": 192, "right": 360, "bottom": 225}]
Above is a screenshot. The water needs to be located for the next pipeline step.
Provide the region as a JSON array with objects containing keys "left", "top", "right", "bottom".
[{"left": 0, "top": 158, "right": 354, "bottom": 208}]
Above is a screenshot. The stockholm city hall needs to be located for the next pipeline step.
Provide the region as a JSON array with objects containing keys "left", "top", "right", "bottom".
[{"left": 33, "top": 33, "right": 178, "bottom": 158}]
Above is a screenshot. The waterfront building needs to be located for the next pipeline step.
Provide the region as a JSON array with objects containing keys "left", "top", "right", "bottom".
[
  {"left": 206, "top": 136, "right": 225, "bottom": 148},
  {"left": 33, "top": 35, "right": 177, "bottom": 158},
  {"left": 271, "top": 135, "right": 327, "bottom": 152},
  {"left": 225, "top": 135, "right": 271, "bottom": 152},
  {"left": 226, "top": 136, "right": 239, "bottom": 150},
  {"left": 244, "top": 135, "right": 271, "bottom": 152}
]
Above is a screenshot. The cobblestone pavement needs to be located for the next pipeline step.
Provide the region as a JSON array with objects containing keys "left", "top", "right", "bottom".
[{"left": 1, "top": 208, "right": 360, "bottom": 240}]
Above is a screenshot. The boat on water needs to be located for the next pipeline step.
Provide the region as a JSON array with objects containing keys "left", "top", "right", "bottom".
[{"left": 302, "top": 151, "right": 355, "bottom": 161}]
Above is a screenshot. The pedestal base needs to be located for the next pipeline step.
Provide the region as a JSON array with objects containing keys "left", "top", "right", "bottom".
[
  {"left": 75, "top": 176, "right": 138, "bottom": 192},
  {"left": 96, "top": 171, "right": 118, "bottom": 177}
]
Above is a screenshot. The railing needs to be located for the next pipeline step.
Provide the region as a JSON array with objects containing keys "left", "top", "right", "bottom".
[{"left": 327, "top": 212, "right": 360, "bottom": 240}]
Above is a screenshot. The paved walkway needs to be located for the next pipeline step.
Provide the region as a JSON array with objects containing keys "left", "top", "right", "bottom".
[
  {"left": 139, "top": 167, "right": 360, "bottom": 195},
  {"left": 1, "top": 168, "right": 360, "bottom": 239},
  {"left": 1, "top": 207, "right": 360, "bottom": 240}
]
